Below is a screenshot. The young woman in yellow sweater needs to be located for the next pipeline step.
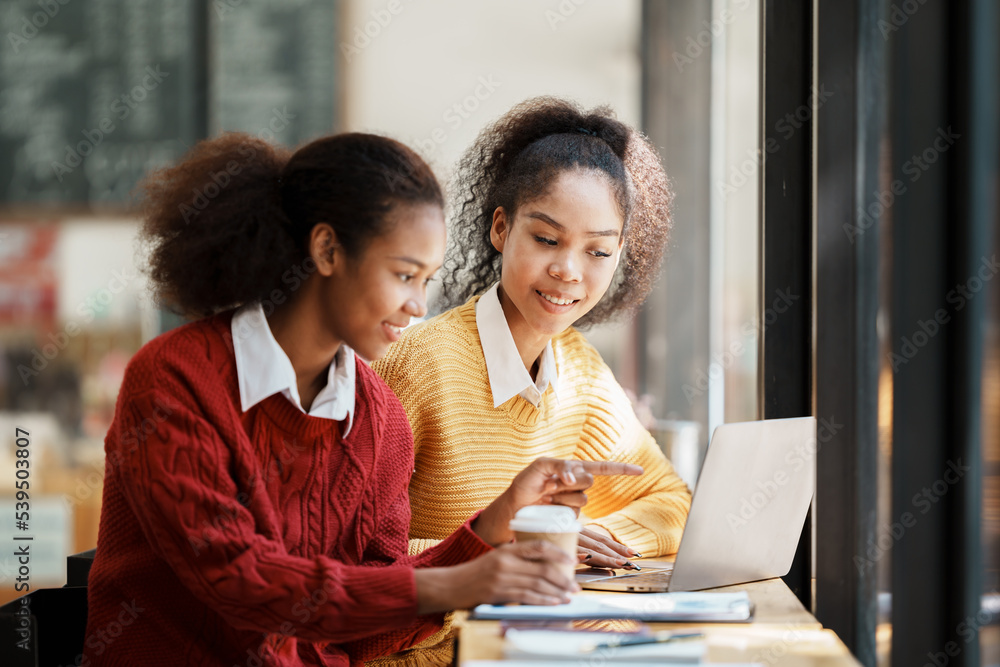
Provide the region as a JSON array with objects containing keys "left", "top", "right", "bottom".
[{"left": 374, "top": 97, "right": 692, "bottom": 576}]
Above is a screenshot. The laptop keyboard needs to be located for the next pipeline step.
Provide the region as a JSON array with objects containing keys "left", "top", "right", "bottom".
[
  {"left": 610, "top": 570, "right": 674, "bottom": 586},
  {"left": 578, "top": 563, "right": 675, "bottom": 587}
]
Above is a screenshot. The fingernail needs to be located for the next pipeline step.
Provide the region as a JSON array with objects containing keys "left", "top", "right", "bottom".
[
  {"left": 625, "top": 561, "right": 641, "bottom": 571},
  {"left": 632, "top": 552, "right": 643, "bottom": 558},
  {"left": 547, "top": 596, "right": 562, "bottom": 605},
  {"left": 566, "top": 472, "right": 576, "bottom": 484},
  {"left": 584, "top": 554, "right": 592, "bottom": 561},
  {"left": 615, "top": 558, "right": 627, "bottom": 567}
]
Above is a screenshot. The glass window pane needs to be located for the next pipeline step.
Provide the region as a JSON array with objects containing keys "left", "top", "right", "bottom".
[{"left": 637, "top": 0, "right": 760, "bottom": 489}]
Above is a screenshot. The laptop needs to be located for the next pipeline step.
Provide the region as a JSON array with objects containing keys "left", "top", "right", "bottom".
[{"left": 577, "top": 416, "right": 815, "bottom": 592}]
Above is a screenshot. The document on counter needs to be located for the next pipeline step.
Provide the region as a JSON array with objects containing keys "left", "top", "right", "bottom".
[
  {"left": 467, "top": 663, "right": 763, "bottom": 667},
  {"left": 471, "top": 591, "right": 753, "bottom": 622},
  {"left": 503, "top": 628, "right": 706, "bottom": 663}
]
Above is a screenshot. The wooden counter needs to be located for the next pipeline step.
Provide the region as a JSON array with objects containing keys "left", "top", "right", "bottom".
[{"left": 456, "top": 574, "right": 861, "bottom": 666}]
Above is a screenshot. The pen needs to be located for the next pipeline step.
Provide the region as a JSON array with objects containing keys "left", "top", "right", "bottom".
[{"left": 587, "top": 631, "right": 704, "bottom": 651}]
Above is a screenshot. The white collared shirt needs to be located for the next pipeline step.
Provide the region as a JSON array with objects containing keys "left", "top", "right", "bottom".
[
  {"left": 476, "top": 283, "right": 560, "bottom": 408},
  {"left": 231, "top": 303, "right": 355, "bottom": 435}
]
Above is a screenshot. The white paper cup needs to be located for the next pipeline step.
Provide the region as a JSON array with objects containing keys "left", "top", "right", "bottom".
[{"left": 509, "top": 505, "right": 582, "bottom": 581}]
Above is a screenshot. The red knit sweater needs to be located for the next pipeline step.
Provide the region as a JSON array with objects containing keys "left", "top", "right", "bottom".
[{"left": 81, "top": 312, "right": 491, "bottom": 667}]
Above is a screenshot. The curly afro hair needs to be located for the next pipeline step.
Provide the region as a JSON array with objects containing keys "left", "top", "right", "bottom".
[
  {"left": 438, "top": 96, "right": 673, "bottom": 327},
  {"left": 138, "top": 132, "right": 443, "bottom": 319}
]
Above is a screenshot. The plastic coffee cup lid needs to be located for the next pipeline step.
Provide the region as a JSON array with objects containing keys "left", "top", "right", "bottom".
[{"left": 508, "top": 505, "right": 582, "bottom": 533}]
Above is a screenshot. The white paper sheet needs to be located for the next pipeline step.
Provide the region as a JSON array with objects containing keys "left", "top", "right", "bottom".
[{"left": 471, "top": 591, "right": 752, "bottom": 622}]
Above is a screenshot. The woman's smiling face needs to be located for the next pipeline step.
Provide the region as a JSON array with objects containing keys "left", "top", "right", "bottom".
[
  {"left": 322, "top": 202, "right": 446, "bottom": 361},
  {"left": 491, "top": 168, "right": 624, "bottom": 342}
]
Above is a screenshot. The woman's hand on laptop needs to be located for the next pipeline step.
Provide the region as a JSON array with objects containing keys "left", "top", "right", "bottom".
[
  {"left": 544, "top": 492, "right": 642, "bottom": 569},
  {"left": 471, "top": 458, "right": 643, "bottom": 547},
  {"left": 414, "top": 541, "right": 580, "bottom": 613},
  {"left": 576, "top": 525, "right": 642, "bottom": 569}
]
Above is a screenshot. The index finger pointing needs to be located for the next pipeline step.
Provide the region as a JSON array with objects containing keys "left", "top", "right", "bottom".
[{"left": 578, "top": 461, "right": 644, "bottom": 476}]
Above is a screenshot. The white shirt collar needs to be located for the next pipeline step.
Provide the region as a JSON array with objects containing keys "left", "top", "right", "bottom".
[
  {"left": 476, "top": 283, "right": 560, "bottom": 408},
  {"left": 231, "top": 303, "right": 355, "bottom": 435}
]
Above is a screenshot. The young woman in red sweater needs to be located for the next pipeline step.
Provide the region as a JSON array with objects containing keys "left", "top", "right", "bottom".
[{"left": 81, "top": 132, "right": 640, "bottom": 667}]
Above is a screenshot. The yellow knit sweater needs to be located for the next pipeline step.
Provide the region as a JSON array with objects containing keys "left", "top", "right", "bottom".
[{"left": 365, "top": 296, "right": 692, "bottom": 667}]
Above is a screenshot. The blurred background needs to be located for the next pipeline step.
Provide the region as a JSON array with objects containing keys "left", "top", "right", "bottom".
[
  {"left": 0, "top": 0, "right": 761, "bottom": 588},
  {"left": 0, "top": 1, "right": 995, "bottom": 666}
]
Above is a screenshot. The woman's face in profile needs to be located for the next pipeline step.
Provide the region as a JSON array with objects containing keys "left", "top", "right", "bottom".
[
  {"left": 323, "top": 202, "right": 446, "bottom": 361},
  {"left": 491, "top": 168, "right": 624, "bottom": 340}
]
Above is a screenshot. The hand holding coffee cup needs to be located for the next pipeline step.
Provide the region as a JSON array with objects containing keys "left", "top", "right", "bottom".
[{"left": 509, "top": 505, "right": 582, "bottom": 581}]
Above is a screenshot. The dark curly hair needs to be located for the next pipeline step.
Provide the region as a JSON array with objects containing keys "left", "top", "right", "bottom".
[
  {"left": 138, "top": 132, "right": 443, "bottom": 318},
  {"left": 438, "top": 97, "right": 673, "bottom": 327}
]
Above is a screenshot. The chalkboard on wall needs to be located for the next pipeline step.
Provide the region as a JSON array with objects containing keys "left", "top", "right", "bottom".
[
  {"left": 0, "top": 0, "right": 338, "bottom": 207},
  {"left": 0, "top": 0, "right": 204, "bottom": 206},
  {"left": 210, "top": 0, "right": 337, "bottom": 148}
]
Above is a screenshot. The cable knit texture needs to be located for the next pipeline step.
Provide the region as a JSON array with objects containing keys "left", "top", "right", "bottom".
[
  {"left": 369, "top": 296, "right": 693, "bottom": 667},
  {"left": 82, "top": 311, "right": 492, "bottom": 667}
]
